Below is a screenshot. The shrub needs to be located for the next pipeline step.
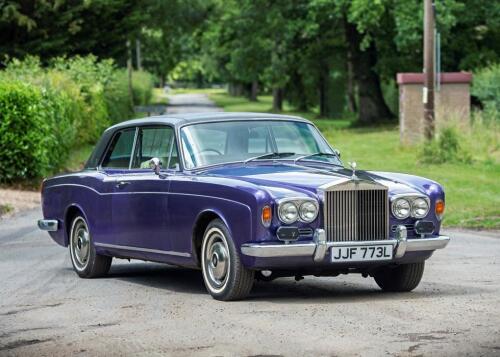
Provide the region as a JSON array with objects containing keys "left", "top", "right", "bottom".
[
  {"left": 104, "top": 70, "right": 133, "bottom": 124},
  {"left": 0, "top": 55, "right": 154, "bottom": 182},
  {"left": 472, "top": 63, "right": 500, "bottom": 120},
  {"left": 418, "top": 111, "right": 499, "bottom": 165},
  {"left": 132, "top": 70, "right": 155, "bottom": 105},
  {"left": 419, "top": 126, "right": 472, "bottom": 165},
  {"left": 0, "top": 82, "right": 54, "bottom": 181}
]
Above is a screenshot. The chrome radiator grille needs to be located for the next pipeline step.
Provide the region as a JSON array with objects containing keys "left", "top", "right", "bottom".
[{"left": 324, "top": 188, "right": 389, "bottom": 242}]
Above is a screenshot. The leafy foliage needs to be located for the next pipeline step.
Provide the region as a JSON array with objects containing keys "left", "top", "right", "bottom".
[
  {"left": 472, "top": 63, "right": 500, "bottom": 119},
  {"left": 0, "top": 56, "right": 153, "bottom": 182},
  {"left": 0, "top": 82, "right": 56, "bottom": 181}
]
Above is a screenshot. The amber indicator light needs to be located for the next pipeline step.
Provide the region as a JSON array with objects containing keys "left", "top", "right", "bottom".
[
  {"left": 435, "top": 200, "right": 445, "bottom": 216},
  {"left": 262, "top": 205, "right": 272, "bottom": 225}
]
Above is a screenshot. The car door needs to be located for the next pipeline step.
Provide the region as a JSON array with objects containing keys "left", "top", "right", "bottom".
[{"left": 108, "top": 125, "right": 178, "bottom": 255}]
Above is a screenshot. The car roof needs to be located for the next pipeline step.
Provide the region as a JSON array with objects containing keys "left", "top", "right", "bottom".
[
  {"left": 85, "top": 112, "right": 313, "bottom": 169},
  {"left": 106, "top": 112, "right": 311, "bottom": 132}
]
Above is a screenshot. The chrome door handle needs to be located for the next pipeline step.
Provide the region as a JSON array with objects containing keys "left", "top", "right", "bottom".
[{"left": 115, "top": 181, "right": 131, "bottom": 189}]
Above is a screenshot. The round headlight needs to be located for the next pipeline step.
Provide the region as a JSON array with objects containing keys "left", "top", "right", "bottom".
[
  {"left": 392, "top": 198, "right": 411, "bottom": 219},
  {"left": 412, "top": 197, "right": 429, "bottom": 218},
  {"left": 299, "top": 201, "right": 318, "bottom": 222},
  {"left": 278, "top": 202, "right": 298, "bottom": 224}
]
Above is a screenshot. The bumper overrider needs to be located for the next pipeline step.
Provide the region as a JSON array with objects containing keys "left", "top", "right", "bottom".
[{"left": 241, "top": 225, "right": 450, "bottom": 261}]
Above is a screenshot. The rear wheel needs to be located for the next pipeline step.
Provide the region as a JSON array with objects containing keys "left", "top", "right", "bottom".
[
  {"left": 201, "top": 219, "right": 254, "bottom": 301},
  {"left": 374, "top": 262, "right": 425, "bottom": 292},
  {"left": 69, "top": 215, "right": 112, "bottom": 278}
]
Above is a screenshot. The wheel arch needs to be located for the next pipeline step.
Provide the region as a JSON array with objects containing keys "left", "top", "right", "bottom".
[
  {"left": 64, "top": 204, "right": 89, "bottom": 247},
  {"left": 192, "top": 209, "right": 231, "bottom": 268}
]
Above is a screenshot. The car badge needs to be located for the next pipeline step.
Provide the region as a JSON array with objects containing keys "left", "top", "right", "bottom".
[{"left": 348, "top": 161, "right": 358, "bottom": 180}]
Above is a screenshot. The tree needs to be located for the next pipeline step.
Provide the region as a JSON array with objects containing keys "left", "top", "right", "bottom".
[{"left": 0, "top": 0, "right": 145, "bottom": 65}]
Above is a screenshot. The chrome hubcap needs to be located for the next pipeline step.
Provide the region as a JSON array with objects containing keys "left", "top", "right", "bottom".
[
  {"left": 204, "top": 230, "right": 229, "bottom": 288},
  {"left": 71, "top": 219, "right": 90, "bottom": 269}
]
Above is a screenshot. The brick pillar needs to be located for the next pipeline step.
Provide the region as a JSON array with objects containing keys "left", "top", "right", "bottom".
[{"left": 397, "top": 72, "right": 472, "bottom": 144}]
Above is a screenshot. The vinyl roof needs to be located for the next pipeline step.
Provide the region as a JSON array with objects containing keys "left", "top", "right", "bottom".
[{"left": 106, "top": 112, "right": 310, "bottom": 132}]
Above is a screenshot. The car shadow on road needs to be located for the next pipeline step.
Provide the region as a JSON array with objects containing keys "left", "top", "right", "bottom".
[
  {"left": 105, "top": 262, "right": 207, "bottom": 295},
  {"left": 95, "top": 261, "right": 479, "bottom": 302}
]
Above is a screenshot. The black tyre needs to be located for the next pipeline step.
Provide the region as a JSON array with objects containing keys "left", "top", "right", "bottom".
[
  {"left": 69, "top": 215, "right": 112, "bottom": 278},
  {"left": 201, "top": 219, "right": 254, "bottom": 301},
  {"left": 374, "top": 262, "right": 425, "bottom": 292}
]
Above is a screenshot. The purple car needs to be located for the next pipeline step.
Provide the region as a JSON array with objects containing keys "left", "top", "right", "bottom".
[{"left": 38, "top": 113, "right": 449, "bottom": 300}]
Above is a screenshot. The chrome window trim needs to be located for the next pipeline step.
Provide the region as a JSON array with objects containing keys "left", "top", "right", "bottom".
[
  {"left": 94, "top": 242, "right": 191, "bottom": 257},
  {"left": 178, "top": 119, "right": 337, "bottom": 172},
  {"left": 98, "top": 127, "right": 138, "bottom": 171},
  {"left": 128, "top": 127, "right": 139, "bottom": 169}
]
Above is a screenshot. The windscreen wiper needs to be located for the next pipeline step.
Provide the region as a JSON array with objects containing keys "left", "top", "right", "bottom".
[
  {"left": 294, "top": 152, "right": 340, "bottom": 165},
  {"left": 244, "top": 152, "right": 296, "bottom": 164}
]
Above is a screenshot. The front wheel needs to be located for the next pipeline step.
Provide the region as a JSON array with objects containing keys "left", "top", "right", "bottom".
[
  {"left": 69, "top": 215, "right": 112, "bottom": 278},
  {"left": 373, "top": 262, "right": 425, "bottom": 292},
  {"left": 201, "top": 219, "right": 254, "bottom": 301}
]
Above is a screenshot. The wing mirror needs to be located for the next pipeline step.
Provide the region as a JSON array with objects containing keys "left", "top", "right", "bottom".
[{"left": 149, "top": 157, "right": 162, "bottom": 175}]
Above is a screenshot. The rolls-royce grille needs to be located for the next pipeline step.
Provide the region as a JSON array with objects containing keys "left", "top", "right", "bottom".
[{"left": 324, "top": 189, "right": 388, "bottom": 242}]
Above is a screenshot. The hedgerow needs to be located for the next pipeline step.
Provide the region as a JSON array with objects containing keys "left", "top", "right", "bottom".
[{"left": 0, "top": 56, "right": 154, "bottom": 182}]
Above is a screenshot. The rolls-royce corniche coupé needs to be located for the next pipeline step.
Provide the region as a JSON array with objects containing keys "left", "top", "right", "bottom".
[{"left": 39, "top": 112, "right": 449, "bottom": 300}]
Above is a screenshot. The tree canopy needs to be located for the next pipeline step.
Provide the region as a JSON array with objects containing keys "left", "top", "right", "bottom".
[{"left": 1, "top": 0, "right": 498, "bottom": 123}]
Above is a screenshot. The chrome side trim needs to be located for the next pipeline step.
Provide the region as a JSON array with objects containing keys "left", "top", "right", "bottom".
[
  {"left": 38, "top": 219, "right": 59, "bottom": 231},
  {"left": 94, "top": 242, "right": 191, "bottom": 257},
  {"left": 44, "top": 184, "right": 251, "bottom": 209}
]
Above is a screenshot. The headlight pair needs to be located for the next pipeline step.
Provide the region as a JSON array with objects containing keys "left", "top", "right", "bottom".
[
  {"left": 391, "top": 196, "right": 430, "bottom": 219},
  {"left": 278, "top": 199, "right": 319, "bottom": 224}
]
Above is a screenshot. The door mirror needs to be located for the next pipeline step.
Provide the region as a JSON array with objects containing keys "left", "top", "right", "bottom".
[{"left": 149, "top": 157, "right": 162, "bottom": 175}]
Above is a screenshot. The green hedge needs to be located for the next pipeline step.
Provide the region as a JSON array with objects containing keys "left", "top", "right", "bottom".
[
  {"left": 0, "top": 56, "right": 154, "bottom": 182},
  {"left": 472, "top": 63, "right": 500, "bottom": 119}
]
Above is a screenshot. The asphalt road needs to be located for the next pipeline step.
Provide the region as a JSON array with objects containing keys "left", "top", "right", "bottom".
[{"left": 1, "top": 94, "right": 499, "bottom": 356}]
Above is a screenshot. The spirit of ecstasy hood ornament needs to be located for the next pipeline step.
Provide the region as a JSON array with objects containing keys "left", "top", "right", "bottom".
[{"left": 348, "top": 161, "right": 357, "bottom": 180}]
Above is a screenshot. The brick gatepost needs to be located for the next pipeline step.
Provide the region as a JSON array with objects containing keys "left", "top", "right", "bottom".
[{"left": 397, "top": 72, "right": 472, "bottom": 144}]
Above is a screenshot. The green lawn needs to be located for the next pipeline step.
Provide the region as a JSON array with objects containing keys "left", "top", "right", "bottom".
[{"left": 206, "top": 89, "right": 500, "bottom": 229}]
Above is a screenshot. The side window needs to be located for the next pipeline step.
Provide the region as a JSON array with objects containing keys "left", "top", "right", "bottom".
[
  {"left": 131, "top": 126, "right": 179, "bottom": 170},
  {"left": 101, "top": 129, "right": 136, "bottom": 168}
]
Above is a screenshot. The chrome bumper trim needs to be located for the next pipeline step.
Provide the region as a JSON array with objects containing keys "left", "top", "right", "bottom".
[
  {"left": 240, "top": 243, "right": 316, "bottom": 258},
  {"left": 406, "top": 236, "right": 450, "bottom": 252},
  {"left": 241, "top": 228, "right": 450, "bottom": 260},
  {"left": 37, "top": 219, "right": 59, "bottom": 231}
]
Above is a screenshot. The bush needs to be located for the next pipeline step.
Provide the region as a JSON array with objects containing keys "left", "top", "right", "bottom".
[
  {"left": 132, "top": 70, "right": 154, "bottom": 105},
  {"left": 419, "top": 112, "right": 499, "bottom": 165},
  {"left": 0, "top": 55, "right": 154, "bottom": 182},
  {"left": 420, "top": 127, "right": 471, "bottom": 164},
  {"left": 472, "top": 63, "right": 500, "bottom": 119},
  {"left": 0, "top": 82, "right": 54, "bottom": 181}
]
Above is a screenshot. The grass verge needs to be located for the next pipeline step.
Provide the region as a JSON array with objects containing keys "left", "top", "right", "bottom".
[{"left": 204, "top": 89, "right": 500, "bottom": 229}]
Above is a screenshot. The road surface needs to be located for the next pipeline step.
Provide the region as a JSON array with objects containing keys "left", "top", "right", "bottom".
[{"left": 1, "top": 94, "right": 499, "bottom": 356}]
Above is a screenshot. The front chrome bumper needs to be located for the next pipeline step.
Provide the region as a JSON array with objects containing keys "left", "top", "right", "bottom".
[
  {"left": 241, "top": 227, "right": 450, "bottom": 261},
  {"left": 37, "top": 219, "right": 59, "bottom": 231}
]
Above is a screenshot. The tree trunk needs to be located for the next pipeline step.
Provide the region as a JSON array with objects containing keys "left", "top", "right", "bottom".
[
  {"left": 318, "top": 61, "right": 329, "bottom": 117},
  {"left": 250, "top": 80, "right": 258, "bottom": 101},
  {"left": 345, "top": 21, "right": 393, "bottom": 124},
  {"left": 318, "top": 72, "right": 327, "bottom": 117},
  {"left": 346, "top": 48, "right": 357, "bottom": 113},
  {"left": 272, "top": 88, "right": 283, "bottom": 112}
]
